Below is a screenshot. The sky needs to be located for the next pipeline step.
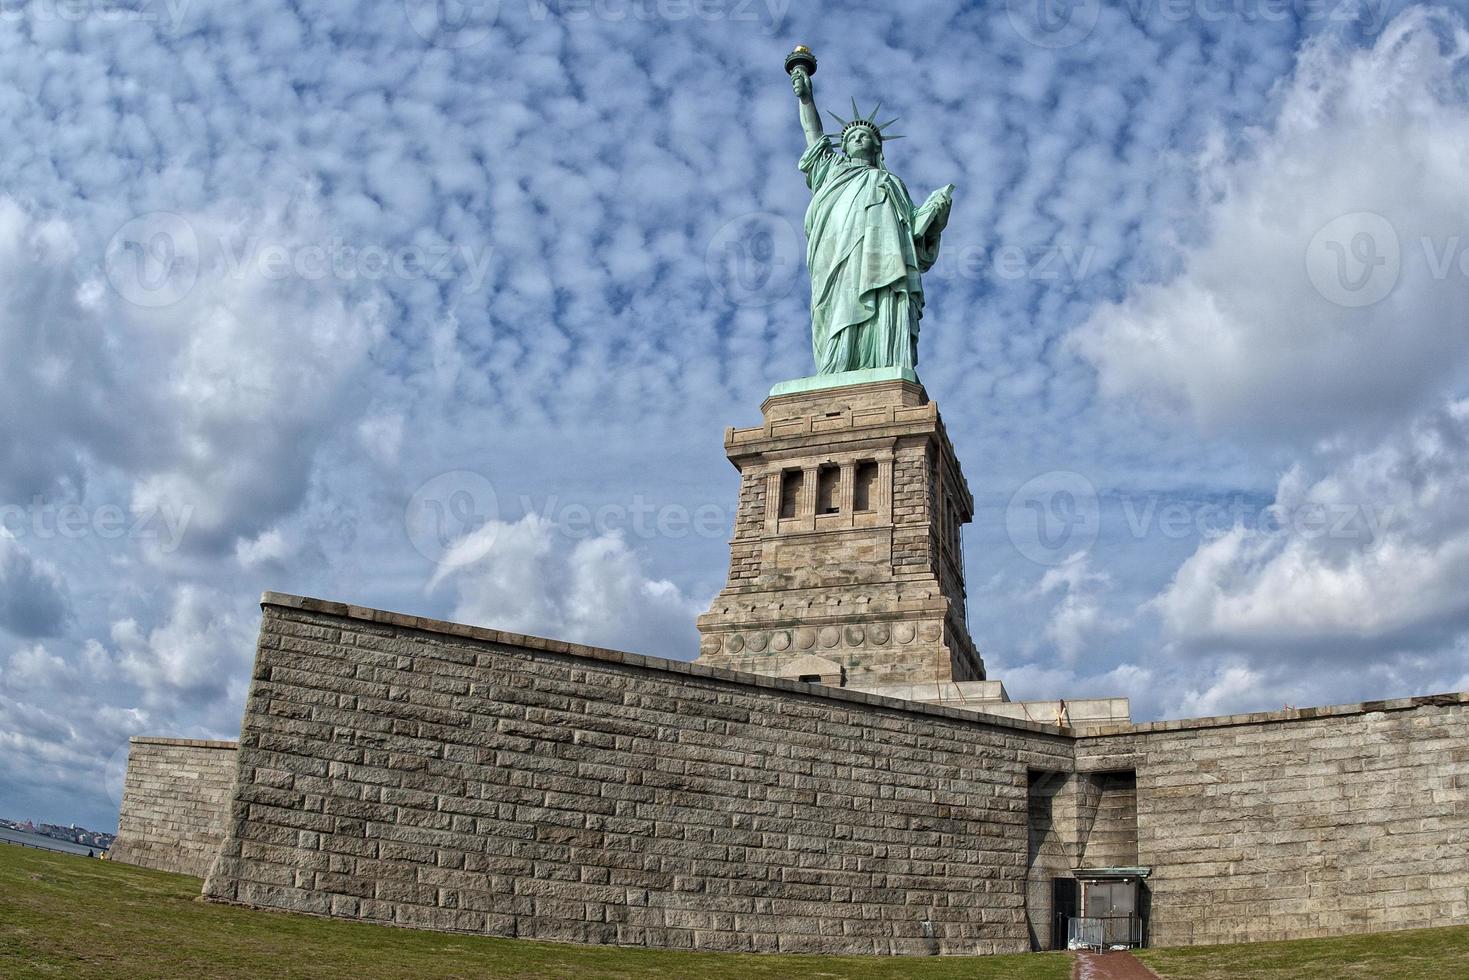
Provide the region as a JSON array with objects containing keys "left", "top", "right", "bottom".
[{"left": 2, "top": 0, "right": 1468, "bottom": 830}]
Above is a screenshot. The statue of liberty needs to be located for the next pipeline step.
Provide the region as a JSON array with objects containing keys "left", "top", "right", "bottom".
[{"left": 786, "top": 47, "right": 954, "bottom": 377}]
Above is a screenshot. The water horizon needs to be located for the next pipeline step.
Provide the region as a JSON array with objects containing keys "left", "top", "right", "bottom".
[{"left": 0, "top": 826, "right": 109, "bottom": 857}]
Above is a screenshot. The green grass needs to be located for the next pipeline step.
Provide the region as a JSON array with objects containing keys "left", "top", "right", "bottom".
[
  {"left": 1138, "top": 923, "right": 1469, "bottom": 980},
  {"left": 10, "top": 846, "right": 1469, "bottom": 979},
  {"left": 0, "top": 846, "right": 1070, "bottom": 979}
]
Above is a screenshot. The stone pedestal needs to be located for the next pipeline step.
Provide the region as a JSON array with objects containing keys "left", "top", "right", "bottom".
[{"left": 696, "top": 376, "right": 983, "bottom": 686}]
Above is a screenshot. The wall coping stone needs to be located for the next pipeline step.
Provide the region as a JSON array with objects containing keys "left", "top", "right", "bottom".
[
  {"left": 129, "top": 736, "right": 239, "bottom": 749},
  {"left": 1083, "top": 690, "right": 1469, "bottom": 738}
]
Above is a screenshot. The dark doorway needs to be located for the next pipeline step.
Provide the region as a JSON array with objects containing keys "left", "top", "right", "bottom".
[{"left": 1051, "top": 877, "right": 1078, "bottom": 951}]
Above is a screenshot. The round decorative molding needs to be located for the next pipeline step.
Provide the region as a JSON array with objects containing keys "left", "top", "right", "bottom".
[
  {"left": 895, "top": 622, "right": 917, "bottom": 644},
  {"left": 699, "top": 634, "right": 723, "bottom": 655},
  {"left": 748, "top": 632, "right": 769, "bottom": 653},
  {"left": 869, "top": 623, "right": 891, "bottom": 646},
  {"left": 919, "top": 622, "right": 942, "bottom": 643},
  {"left": 795, "top": 628, "right": 816, "bottom": 650},
  {"left": 772, "top": 631, "right": 791, "bottom": 652},
  {"left": 818, "top": 626, "right": 840, "bottom": 649},
  {"left": 726, "top": 633, "right": 746, "bottom": 654},
  {"left": 844, "top": 625, "right": 865, "bottom": 646}
]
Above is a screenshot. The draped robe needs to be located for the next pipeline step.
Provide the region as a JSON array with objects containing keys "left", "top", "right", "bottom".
[{"left": 800, "top": 138, "right": 948, "bottom": 375}]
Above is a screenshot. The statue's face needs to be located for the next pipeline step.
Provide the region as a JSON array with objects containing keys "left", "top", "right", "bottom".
[{"left": 844, "top": 127, "right": 879, "bottom": 163}]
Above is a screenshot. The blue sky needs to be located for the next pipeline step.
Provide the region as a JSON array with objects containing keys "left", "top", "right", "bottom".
[{"left": 3, "top": 0, "right": 1469, "bottom": 830}]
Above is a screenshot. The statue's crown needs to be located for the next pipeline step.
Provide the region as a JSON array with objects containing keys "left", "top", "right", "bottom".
[{"left": 826, "top": 99, "right": 904, "bottom": 145}]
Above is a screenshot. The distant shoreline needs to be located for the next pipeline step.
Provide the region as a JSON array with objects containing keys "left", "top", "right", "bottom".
[{"left": 0, "top": 827, "right": 107, "bottom": 857}]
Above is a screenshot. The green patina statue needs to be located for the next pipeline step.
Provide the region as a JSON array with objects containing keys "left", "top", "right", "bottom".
[{"left": 787, "top": 46, "right": 955, "bottom": 378}]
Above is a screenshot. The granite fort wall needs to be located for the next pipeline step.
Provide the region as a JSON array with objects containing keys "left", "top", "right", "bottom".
[
  {"left": 1077, "top": 695, "right": 1469, "bottom": 947},
  {"left": 202, "top": 594, "right": 1072, "bottom": 955},
  {"left": 110, "top": 736, "right": 239, "bottom": 877}
]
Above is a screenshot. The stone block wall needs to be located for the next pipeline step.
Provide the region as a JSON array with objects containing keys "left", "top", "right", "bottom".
[
  {"left": 1077, "top": 771, "right": 1138, "bottom": 868},
  {"left": 203, "top": 594, "right": 1073, "bottom": 955},
  {"left": 1024, "top": 771, "right": 1074, "bottom": 949},
  {"left": 1077, "top": 696, "right": 1469, "bottom": 946},
  {"left": 188, "top": 592, "right": 1469, "bottom": 955},
  {"left": 109, "top": 736, "right": 239, "bottom": 878}
]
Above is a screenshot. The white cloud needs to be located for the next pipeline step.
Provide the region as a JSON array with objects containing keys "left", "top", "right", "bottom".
[
  {"left": 1071, "top": 9, "right": 1469, "bottom": 448},
  {"left": 1031, "top": 551, "right": 1119, "bottom": 662},
  {"left": 235, "top": 528, "right": 291, "bottom": 568},
  {"left": 2, "top": 643, "right": 75, "bottom": 692},
  {"left": 1172, "top": 662, "right": 1272, "bottom": 718},
  {"left": 111, "top": 586, "right": 252, "bottom": 703},
  {"left": 1153, "top": 401, "right": 1469, "bottom": 655},
  {"left": 429, "top": 514, "right": 703, "bottom": 660},
  {"left": 0, "top": 195, "right": 387, "bottom": 558}
]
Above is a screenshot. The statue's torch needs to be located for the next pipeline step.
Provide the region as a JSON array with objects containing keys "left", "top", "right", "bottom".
[{"left": 785, "top": 45, "right": 817, "bottom": 79}]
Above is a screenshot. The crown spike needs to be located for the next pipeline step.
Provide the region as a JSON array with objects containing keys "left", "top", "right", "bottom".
[
  {"left": 876, "top": 117, "right": 901, "bottom": 131},
  {"left": 851, "top": 97, "right": 862, "bottom": 121},
  {"left": 867, "top": 100, "right": 883, "bottom": 122}
]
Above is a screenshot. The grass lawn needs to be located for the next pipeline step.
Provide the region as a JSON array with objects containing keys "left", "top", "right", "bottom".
[
  {"left": 0, "top": 845, "right": 1071, "bottom": 979},
  {"left": 10, "top": 845, "right": 1469, "bottom": 979},
  {"left": 1139, "top": 923, "right": 1469, "bottom": 979}
]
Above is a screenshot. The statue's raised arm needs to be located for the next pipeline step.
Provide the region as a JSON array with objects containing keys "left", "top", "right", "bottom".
[
  {"left": 782, "top": 46, "right": 956, "bottom": 379},
  {"left": 787, "top": 47, "right": 824, "bottom": 148}
]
